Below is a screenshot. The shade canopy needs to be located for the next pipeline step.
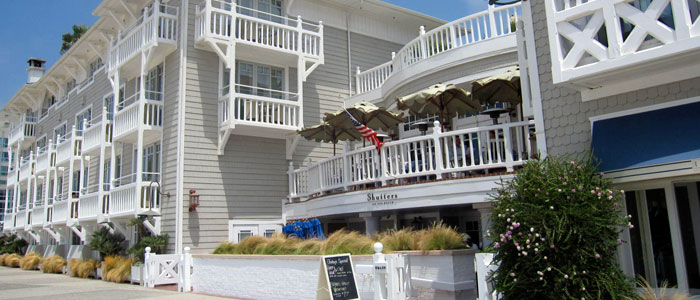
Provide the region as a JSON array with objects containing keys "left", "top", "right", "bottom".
[
  {"left": 323, "top": 101, "right": 404, "bottom": 132},
  {"left": 297, "top": 122, "right": 362, "bottom": 144},
  {"left": 471, "top": 67, "right": 521, "bottom": 106},
  {"left": 396, "top": 84, "right": 481, "bottom": 130}
]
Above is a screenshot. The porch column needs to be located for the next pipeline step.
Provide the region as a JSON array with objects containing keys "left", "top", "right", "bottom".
[
  {"left": 474, "top": 202, "right": 493, "bottom": 249},
  {"left": 360, "top": 212, "right": 381, "bottom": 237}
]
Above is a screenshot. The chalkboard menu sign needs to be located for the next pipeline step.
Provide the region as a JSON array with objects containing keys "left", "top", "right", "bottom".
[{"left": 316, "top": 254, "right": 359, "bottom": 300}]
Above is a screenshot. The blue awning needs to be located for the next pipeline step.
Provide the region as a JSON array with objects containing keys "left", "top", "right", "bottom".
[{"left": 591, "top": 101, "right": 700, "bottom": 172}]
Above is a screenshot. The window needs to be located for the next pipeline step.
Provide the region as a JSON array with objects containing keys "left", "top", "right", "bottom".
[
  {"left": 0, "top": 166, "right": 7, "bottom": 177},
  {"left": 145, "top": 64, "right": 164, "bottom": 100},
  {"left": 75, "top": 107, "right": 92, "bottom": 133},
  {"left": 238, "top": 230, "right": 253, "bottom": 242},
  {"left": 0, "top": 138, "right": 8, "bottom": 148},
  {"left": 117, "top": 86, "right": 126, "bottom": 110},
  {"left": 36, "top": 136, "right": 47, "bottom": 151},
  {"left": 89, "top": 58, "right": 103, "bottom": 78},
  {"left": 223, "top": 61, "right": 286, "bottom": 99},
  {"left": 237, "top": 0, "right": 282, "bottom": 23},
  {"left": 104, "top": 160, "right": 111, "bottom": 191},
  {"left": 142, "top": 143, "right": 161, "bottom": 182},
  {"left": 72, "top": 171, "right": 81, "bottom": 197},
  {"left": 56, "top": 176, "right": 63, "bottom": 200},
  {"left": 1, "top": 152, "right": 8, "bottom": 162},
  {"left": 264, "top": 229, "right": 276, "bottom": 238},
  {"left": 54, "top": 123, "right": 67, "bottom": 142},
  {"left": 104, "top": 94, "right": 115, "bottom": 121}
]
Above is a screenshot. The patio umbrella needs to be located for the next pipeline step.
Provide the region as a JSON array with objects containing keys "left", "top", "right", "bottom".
[
  {"left": 396, "top": 84, "right": 481, "bottom": 131},
  {"left": 323, "top": 102, "right": 404, "bottom": 132},
  {"left": 297, "top": 122, "right": 362, "bottom": 155},
  {"left": 471, "top": 67, "right": 521, "bottom": 106}
]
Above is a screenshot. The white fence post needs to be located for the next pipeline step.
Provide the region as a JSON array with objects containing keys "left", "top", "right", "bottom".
[
  {"left": 432, "top": 121, "right": 444, "bottom": 179},
  {"left": 179, "top": 247, "right": 192, "bottom": 292},
  {"left": 475, "top": 253, "right": 499, "bottom": 300},
  {"left": 373, "top": 242, "right": 388, "bottom": 300},
  {"left": 144, "top": 246, "right": 152, "bottom": 288}
]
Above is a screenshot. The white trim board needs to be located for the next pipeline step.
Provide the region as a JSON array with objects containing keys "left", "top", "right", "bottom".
[{"left": 589, "top": 95, "right": 700, "bottom": 125}]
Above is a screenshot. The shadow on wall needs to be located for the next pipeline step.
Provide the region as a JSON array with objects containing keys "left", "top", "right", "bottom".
[{"left": 188, "top": 211, "right": 201, "bottom": 248}]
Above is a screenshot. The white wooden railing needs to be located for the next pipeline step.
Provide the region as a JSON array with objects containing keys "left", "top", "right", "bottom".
[
  {"left": 78, "top": 192, "right": 101, "bottom": 220},
  {"left": 19, "top": 154, "right": 32, "bottom": 182},
  {"left": 219, "top": 86, "right": 301, "bottom": 128},
  {"left": 108, "top": 180, "right": 160, "bottom": 216},
  {"left": 289, "top": 120, "right": 535, "bottom": 199},
  {"left": 546, "top": 0, "right": 700, "bottom": 84},
  {"left": 55, "top": 128, "right": 82, "bottom": 166},
  {"left": 31, "top": 207, "right": 45, "bottom": 226},
  {"left": 82, "top": 111, "right": 113, "bottom": 154},
  {"left": 9, "top": 114, "right": 37, "bottom": 146},
  {"left": 35, "top": 144, "right": 54, "bottom": 174},
  {"left": 109, "top": 0, "right": 178, "bottom": 72},
  {"left": 15, "top": 210, "right": 26, "bottom": 228},
  {"left": 195, "top": 0, "right": 323, "bottom": 59},
  {"left": 144, "top": 248, "right": 181, "bottom": 287},
  {"left": 51, "top": 201, "right": 69, "bottom": 224},
  {"left": 7, "top": 169, "right": 17, "bottom": 186},
  {"left": 355, "top": 3, "right": 521, "bottom": 94},
  {"left": 113, "top": 100, "right": 163, "bottom": 140}
]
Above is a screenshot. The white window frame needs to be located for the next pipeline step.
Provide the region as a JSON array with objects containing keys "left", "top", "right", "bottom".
[
  {"left": 228, "top": 220, "right": 283, "bottom": 243},
  {"left": 103, "top": 92, "right": 116, "bottom": 121},
  {"left": 54, "top": 121, "right": 67, "bottom": 143},
  {"left": 220, "top": 60, "right": 289, "bottom": 99},
  {"left": 75, "top": 105, "right": 93, "bottom": 132}
]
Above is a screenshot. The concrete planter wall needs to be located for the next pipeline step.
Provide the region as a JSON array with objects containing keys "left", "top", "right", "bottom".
[{"left": 191, "top": 249, "right": 477, "bottom": 300}]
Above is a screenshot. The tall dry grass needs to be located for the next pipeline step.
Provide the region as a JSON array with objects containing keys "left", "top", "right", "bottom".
[
  {"left": 103, "top": 256, "right": 133, "bottom": 283},
  {"left": 4, "top": 254, "right": 21, "bottom": 268},
  {"left": 20, "top": 252, "right": 42, "bottom": 270},
  {"left": 70, "top": 259, "right": 100, "bottom": 278},
  {"left": 41, "top": 255, "right": 66, "bottom": 273},
  {"left": 212, "top": 223, "right": 466, "bottom": 255},
  {"left": 627, "top": 277, "right": 691, "bottom": 300},
  {"left": 0, "top": 253, "right": 8, "bottom": 266}
]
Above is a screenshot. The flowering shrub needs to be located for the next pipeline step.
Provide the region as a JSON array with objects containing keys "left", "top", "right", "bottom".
[{"left": 488, "top": 156, "right": 634, "bottom": 299}]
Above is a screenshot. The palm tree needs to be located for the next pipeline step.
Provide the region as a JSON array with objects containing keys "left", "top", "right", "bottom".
[{"left": 60, "top": 24, "right": 88, "bottom": 55}]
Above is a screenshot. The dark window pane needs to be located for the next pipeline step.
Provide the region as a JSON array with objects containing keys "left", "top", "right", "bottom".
[
  {"left": 626, "top": 191, "right": 647, "bottom": 282},
  {"left": 646, "top": 188, "right": 677, "bottom": 286}
]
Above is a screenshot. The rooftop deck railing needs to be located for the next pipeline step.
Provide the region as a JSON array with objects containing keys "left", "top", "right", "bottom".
[
  {"left": 289, "top": 120, "right": 535, "bottom": 200},
  {"left": 195, "top": 0, "right": 323, "bottom": 59},
  {"left": 355, "top": 3, "right": 521, "bottom": 94}
]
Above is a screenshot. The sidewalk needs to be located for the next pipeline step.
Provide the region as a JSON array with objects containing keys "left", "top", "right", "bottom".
[{"left": 0, "top": 267, "right": 229, "bottom": 300}]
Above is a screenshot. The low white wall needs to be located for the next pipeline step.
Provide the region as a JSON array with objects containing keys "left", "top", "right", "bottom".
[
  {"left": 191, "top": 255, "right": 375, "bottom": 300},
  {"left": 191, "top": 250, "right": 477, "bottom": 300}
]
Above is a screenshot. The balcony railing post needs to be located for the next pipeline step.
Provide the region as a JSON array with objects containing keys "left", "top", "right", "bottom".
[
  {"left": 205, "top": 0, "right": 212, "bottom": 36},
  {"left": 342, "top": 143, "right": 350, "bottom": 191},
  {"left": 355, "top": 66, "right": 361, "bottom": 94},
  {"left": 153, "top": 0, "right": 161, "bottom": 41},
  {"left": 432, "top": 121, "right": 444, "bottom": 179},
  {"left": 419, "top": 26, "right": 428, "bottom": 59},
  {"left": 487, "top": 5, "right": 497, "bottom": 38},
  {"left": 296, "top": 16, "right": 303, "bottom": 54},
  {"left": 288, "top": 162, "right": 295, "bottom": 200},
  {"left": 318, "top": 21, "right": 324, "bottom": 61},
  {"left": 503, "top": 126, "right": 514, "bottom": 172}
]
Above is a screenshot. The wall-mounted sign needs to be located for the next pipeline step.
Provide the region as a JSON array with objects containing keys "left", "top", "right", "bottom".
[
  {"left": 367, "top": 192, "right": 398, "bottom": 207},
  {"left": 317, "top": 254, "right": 359, "bottom": 300}
]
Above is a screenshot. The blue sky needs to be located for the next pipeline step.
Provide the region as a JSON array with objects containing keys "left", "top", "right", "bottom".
[{"left": 0, "top": 0, "right": 488, "bottom": 108}]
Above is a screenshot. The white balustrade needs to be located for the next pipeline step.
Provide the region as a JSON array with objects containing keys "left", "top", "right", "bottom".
[
  {"left": 223, "top": 93, "right": 300, "bottom": 128},
  {"left": 15, "top": 211, "right": 26, "bottom": 228},
  {"left": 114, "top": 100, "right": 163, "bottom": 140},
  {"left": 83, "top": 118, "right": 113, "bottom": 154},
  {"left": 546, "top": 0, "right": 700, "bottom": 85},
  {"left": 7, "top": 169, "right": 17, "bottom": 186},
  {"left": 354, "top": 3, "right": 521, "bottom": 94},
  {"left": 55, "top": 132, "right": 82, "bottom": 166},
  {"left": 195, "top": 0, "right": 323, "bottom": 59},
  {"left": 289, "top": 120, "right": 535, "bottom": 199},
  {"left": 108, "top": 181, "right": 161, "bottom": 216},
  {"left": 51, "top": 201, "right": 69, "bottom": 224},
  {"left": 9, "top": 115, "right": 36, "bottom": 146},
  {"left": 109, "top": 1, "right": 178, "bottom": 72},
  {"left": 35, "top": 147, "right": 50, "bottom": 174},
  {"left": 31, "top": 207, "right": 45, "bottom": 226},
  {"left": 19, "top": 155, "right": 32, "bottom": 181},
  {"left": 78, "top": 193, "right": 101, "bottom": 220}
]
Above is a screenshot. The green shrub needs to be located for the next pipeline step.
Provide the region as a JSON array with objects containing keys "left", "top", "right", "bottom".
[
  {"left": 0, "top": 235, "right": 27, "bottom": 254},
  {"left": 128, "top": 234, "right": 168, "bottom": 262},
  {"left": 88, "top": 228, "right": 126, "bottom": 259},
  {"left": 213, "top": 242, "right": 237, "bottom": 254},
  {"left": 488, "top": 155, "right": 634, "bottom": 299}
]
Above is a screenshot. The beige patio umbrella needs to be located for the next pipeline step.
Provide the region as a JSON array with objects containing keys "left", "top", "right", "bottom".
[
  {"left": 297, "top": 122, "right": 362, "bottom": 155},
  {"left": 396, "top": 84, "right": 481, "bottom": 131},
  {"left": 471, "top": 67, "right": 521, "bottom": 106},
  {"left": 323, "top": 102, "right": 404, "bottom": 133}
]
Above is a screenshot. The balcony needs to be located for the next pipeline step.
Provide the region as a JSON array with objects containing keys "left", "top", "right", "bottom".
[
  {"left": 34, "top": 145, "right": 56, "bottom": 175},
  {"left": 113, "top": 96, "right": 163, "bottom": 144},
  {"left": 289, "top": 120, "right": 536, "bottom": 200},
  {"left": 2, "top": 214, "right": 12, "bottom": 232},
  {"left": 9, "top": 114, "right": 37, "bottom": 147},
  {"left": 55, "top": 129, "right": 83, "bottom": 167},
  {"left": 30, "top": 206, "right": 46, "bottom": 228},
  {"left": 18, "top": 155, "right": 33, "bottom": 182},
  {"left": 107, "top": 174, "right": 160, "bottom": 218},
  {"left": 108, "top": 1, "right": 178, "bottom": 76},
  {"left": 82, "top": 112, "right": 113, "bottom": 155},
  {"left": 545, "top": 0, "right": 700, "bottom": 99},
  {"left": 49, "top": 200, "right": 74, "bottom": 225},
  {"left": 78, "top": 183, "right": 108, "bottom": 221},
  {"left": 15, "top": 209, "right": 26, "bottom": 229},
  {"left": 351, "top": 3, "right": 521, "bottom": 103},
  {"left": 219, "top": 85, "right": 301, "bottom": 138},
  {"left": 7, "top": 169, "right": 17, "bottom": 186},
  {"left": 194, "top": 0, "right": 323, "bottom": 64}
]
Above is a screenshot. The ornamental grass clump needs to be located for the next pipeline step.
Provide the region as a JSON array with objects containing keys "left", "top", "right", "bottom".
[
  {"left": 488, "top": 155, "right": 635, "bottom": 299},
  {"left": 70, "top": 259, "right": 100, "bottom": 279},
  {"left": 377, "top": 228, "right": 416, "bottom": 251},
  {"left": 629, "top": 276, "right": 690, "bottom": 300},
  {"left": 41, "top": 255, "right": 66, "bottom": 273},
  {"left": 293, "top": 239, "right": 322, "bottom": 255},
  {"left": 103, "top": 256, "right": 133, "bottom": 283},
  {"left": 5, "top": 254, "right": 21, "bottom": 268},
  {"left": 320, "top": 229, "right": 374, "bottom": 255},
  {"left": 0, "top": 253, "right": 8, "bottom": 266},
  {"left": 418, "top": 222, "right": 466, "bottom": 253},
  {"left": 20, "top": 252, "right": 42, "bottom": 270},
  {"left": 253, "top": 234, "right": 299, "bottom": 255}
]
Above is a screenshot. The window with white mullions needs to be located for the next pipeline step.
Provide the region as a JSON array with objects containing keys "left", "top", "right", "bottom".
[
  {"left": 142, "top": 143, "right": 161, "bottom": 183},
  {"left": 104, "top": 94, "right": 115, "bottom": 121},
  {"left": 236, "top": 0, "right": 283, "bottom": 23},
  {"left": 222, "top": 61, "right": 287, "bottom": 99},
  {"left": 145, "top": 64, "right": 164, "bottom": 101},
  {"left": 54, "top": 123, "right": 67, "bottom": 143},
  {"left": 75, "top": 107, "right": 92, "bottom": 134}
]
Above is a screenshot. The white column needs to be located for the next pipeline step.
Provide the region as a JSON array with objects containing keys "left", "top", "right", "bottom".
[
  {"left": 109, "top": 70, "right": 120, "bottom": 218},
  {"left": 664, "top": 183, "right": 688, "bottom": 292},
  {"left": 474, "top": 202, "right": 493, "bottom": 249},
  {"left": 360, "top": 212, "right": 381, "bottom": 236}
]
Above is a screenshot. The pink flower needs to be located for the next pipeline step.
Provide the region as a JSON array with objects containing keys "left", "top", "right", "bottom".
[
  {"left": 595, "top": 254, "right": 600, "bottom": 259},
  {"left": 510, "top": 273, "right": 516, "bottom": 277},
  {"left": 564, "top": 274, "right": 569, "bottom": 279},
  {"left": 550, "top": 244, "right": 555, "bottom": 249},
  {"left": 617, "top": 239, "right": 622, "bottom": 244},
  {"left": 572, "top": 189, "right": 576, "bottom": 193},
  {"left": 578, "top": 185, "right": 583, "bottom": 191},
  {"left": 614, "top": 202, "right": 618, "bottom": 206},
  {"left": 563, "top": 182, "right": 567, "bottom": 185},
  {"left": 494, "top": 243, "right": 500, "bottom": 248},
  {"left": 577, "top": 165, "right": 582, "bottom": 170}
]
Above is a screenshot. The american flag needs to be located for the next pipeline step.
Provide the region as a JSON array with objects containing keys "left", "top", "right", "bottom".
[{"left": 346, "top": 109, "right": 384, "bottom": 152}]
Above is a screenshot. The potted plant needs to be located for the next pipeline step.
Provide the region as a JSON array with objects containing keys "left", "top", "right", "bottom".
[
  {"left": 127, "top": 218, "right": 169, "bottom": 285},
  {"left": 87, "top": 227, "right": 126, "bottom": 280}
]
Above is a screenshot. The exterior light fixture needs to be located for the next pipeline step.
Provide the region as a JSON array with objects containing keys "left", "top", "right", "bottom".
[{"left": 189, "top": 189, "right": 200, "bottom": 212}]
